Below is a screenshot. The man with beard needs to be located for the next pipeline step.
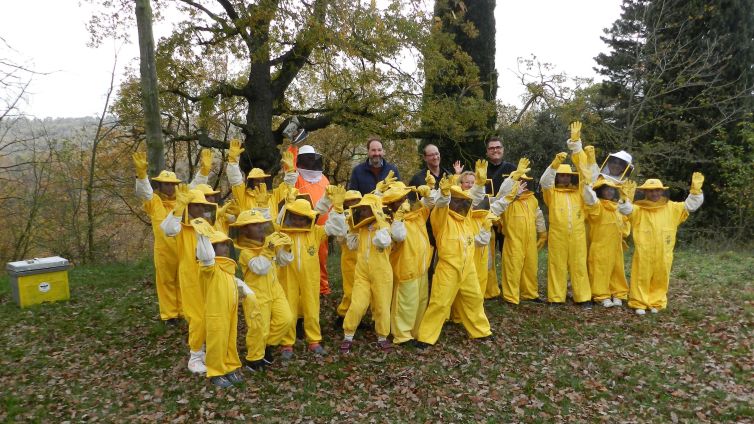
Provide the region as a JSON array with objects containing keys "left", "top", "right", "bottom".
[{"left": 348, "top": 136, "right": 400, "bottom": 195}]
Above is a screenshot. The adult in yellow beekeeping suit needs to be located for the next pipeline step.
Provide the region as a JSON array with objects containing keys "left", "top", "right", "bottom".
[
  {"left": 540, "top": 152, "right": 592, "bottom": 308},
  {"left": 334, "top": 190, "right": 363, "bottom": 327},
  {"left": 277, "top": 186, "right": 347, "bottom": 358},
  {"left": 490, "top": 158, "right": 547, "bottom": 304},
  {"left": 617, "top": 174, "right": 704, "bottom": 315},
  {"left": 338, "top": 192, "right": 396, "bottom": 353},
  {"left": 160, "top": 185, "right": 219, "bottom": 373},
  {"left": 416, "top": 171, "right": 492, "bottom": 348},
  {"left": 383, "top": 179, "right": 435, "bottom": 345},
  {"left": 230, "top": 210, "right": 294, "bottom": 371},
  {"left": 194, "top": 221, "right": 247, "bottom": 388},
  {"left": 583, "top": 178, "right": 631, "bottom": 307},
  {"left": 224, "top": 140, "right": 293, "bottom": 217},
  {"left": 132, "top": 153, "right": 183, "bottom": 323}
]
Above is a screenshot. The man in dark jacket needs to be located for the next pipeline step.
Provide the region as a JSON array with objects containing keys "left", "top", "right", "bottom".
[
  {"left": 408, "top": 144, "right": 452, "bottom": 189},
  {"left": 348, "top": 137, "right": 400, "bottom": 195},
  {"left": 485, "top": 136, "right": 516, "bottom": 196}
]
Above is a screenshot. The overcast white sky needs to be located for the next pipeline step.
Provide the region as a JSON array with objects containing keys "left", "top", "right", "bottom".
[{"left": 1, "top": 0, "right": 622, "bottom": 118}]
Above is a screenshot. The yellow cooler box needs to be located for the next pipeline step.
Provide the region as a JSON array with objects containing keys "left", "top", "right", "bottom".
[{"left": 6, "top": 256, "right": 71, "bottom": 308}]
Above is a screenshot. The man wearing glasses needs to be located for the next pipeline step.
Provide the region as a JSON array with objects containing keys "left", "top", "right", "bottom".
[
  {"left": 408, "top": 144, "right": 452, "bottom": 189},
  {"left": 485, "top": 136, "right": 516, "bottom": 196}
]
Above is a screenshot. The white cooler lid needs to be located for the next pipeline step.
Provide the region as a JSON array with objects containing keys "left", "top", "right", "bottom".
[{"left": 6, "top": 256, "right": 70, "bottom": 274}]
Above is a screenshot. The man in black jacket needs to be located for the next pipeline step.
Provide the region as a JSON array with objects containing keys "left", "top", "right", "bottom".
[
  {"left": 485, "top": 136, "right": 516, "bottom": 196},
  {"left": 408, "top": 144, "right": 452, "bottom": 189}
]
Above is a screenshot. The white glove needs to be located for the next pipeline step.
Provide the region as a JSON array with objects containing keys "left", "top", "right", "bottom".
[
  {"left": 583, "top": 185, "right": 598, "bottom": 206},
  {"left": 617, "top": 200, "right": 633, "bottom": 215},
  {"left": 249, "top": 256, "right": 272, "bottom": 276},
  {"left": 474, "top": 228, "right": 491, "bottom": 247},
  {"left": 160, "top": 213, "right": 182, "bottom": 237},
  {"left": 324, "top": 212, "right": 347, "bottom": 237},
  {"left": 134, "top": 177, "right": 153, "bottom": 201},
  {"left": 372, "top": 228, "right": 392, "bottom": 249},
  {"left": 535, "top": 208, "right": 546, "bottom": 233},
  {"left": 195, "top": 234, "right": 215, "bottom": 266},
  {"left": 189, "top": 170, "right": 208, "bottom": 189},
  {"left": 390, "top": 220, "right": 407, "bottom": 242},
  {"left": 235, "top": 278, "right": 254, "bottom": 296},
  {"left": 226, "top": 162, "right": 243, "bottom": 187},
  {"left": 283, "top": 171, "right": 298, "bottom": 187},
  {"left": 346, "top": 232, "right": 359, "bottom": 251},
  {"left": 567, "top": 139, "right": 583, "bottom": 153},
  {"left": 684, "top": 193, "right": 704, "bottom": 213},
  {"left": 275, "top": 248, "right": 294, "bottom": 266}
]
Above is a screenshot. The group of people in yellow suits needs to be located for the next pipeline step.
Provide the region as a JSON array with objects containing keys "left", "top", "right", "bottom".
[{"left": 132, "top": 121, "right": 704, "bottom": 388}]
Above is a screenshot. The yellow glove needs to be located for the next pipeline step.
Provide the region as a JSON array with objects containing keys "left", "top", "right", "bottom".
[
  {"left": 327, "top": 184, "right": 347, "bottom": 213},
  {"left": 191, "top": 218, "right": 216, "bottom": 238},
  {"left": 132, "top": 152, "right": 148, "bottom": 179},
  {"left": 510, "top": 157, "right": 531, "bottom": 181},
  {"left": 569, "top": 121, "right": 582, "bottom": 141},
  {"left": 504, "top": 181, "right": 521, "bottom": 203},
  {"left": 425, "top": 170, "right": 436, "bottom": 188},
  {"left": 267, "top": 232, "right": 293, "bottom": 249},
  {"left": 174, "top": 184, "right": 193, "bottom": 216},
  {"left": 450, "top": 174, "right": 460, "bottom": 185},
  {"left": 253, "top": 183, "right": 271, "bottom": 206},
  {"left": 536, "top": 232, "right": 547, "bottom": 251},
  {"left": 376, "top": 170, "right": 396, "bottom": 193},
  {"left": 285, "top": 186, "right": 298, "bottom": 204},
  {"left": 415, "top": 185, "right": 431, "bottom": 199},
  {"left": 438, "top": 175, "right": 452, "bottom": 196},
  {"left": 228, "top": 139, "right": 245, "bottom": 164},
  {"left": 281, "top": 150, "right": 295, "bottom": 173},
  {"left": 474, "top": 159, "right": 488, "bottom": 185},
  {"left": 584, "top": 145, "right": 596, "bottom": 166},
  {"left": 550, "top": 152, "right": 568, "bottom": 169},
  {"left": 620, "top": 180, "right": 637, "bottom": 202},
  {"left": 223, "top": 202, "right": 240, "bottom": 217},
  {"left": 690, "top": 172, "right": 704, "bottom": 195},
  {"left": 394, "top": 200, "right": 410, "bottom": 221},
  {"left": 200, "top": 148, "right": 213, "bottom": 176}
]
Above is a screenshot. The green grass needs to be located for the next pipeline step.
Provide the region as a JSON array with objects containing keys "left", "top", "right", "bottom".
[{"left": 0, "top": 247, "right": 752, "bottom": 422}]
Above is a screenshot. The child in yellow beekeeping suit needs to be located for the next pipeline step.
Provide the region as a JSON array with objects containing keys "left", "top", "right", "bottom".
[
  {"left": 490, "top": 158, "right": 548, "bottom": 304},
  {"left": 540, "top": 150, "right": 592, "bottom": 308},
  {"left": 277, "top": 185, "right": 347, "bottom": 359},
  {"left": 583, "top": 178, "right": 631, "bottom": 307},
  {"left": 415, "top": 166, "right": 493, "bottom": 348},
  {"left": 160, "top": 184, "right": 219, "bottom": 373},
  {"left": 132, "top": 152, "right": 183, "bottom": 323},
  {"left": 230, "top": 209, "right": 294, "bottom": 371},
  {"left": 224, "top": 140, "right": 295, "bottom": 217},
  {"left": 338, "top": 192, "right": 396, "bottom": 353},
  {"left": 617, "top": 173, "right": 704, "bottom": 315},
  {"left": 334, "top": 190, "right": 363, "bottom": 328},
  {"left": 383, "top": 178, "right": 435, "bottom": 346},
  {"left": 193, "top": 220, "right": 250, "bottom": 388}
]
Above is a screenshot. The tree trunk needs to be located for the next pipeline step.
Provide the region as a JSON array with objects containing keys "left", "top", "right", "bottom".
[{"left": 135, "top": 0, "right": 164, "bottom": 176}]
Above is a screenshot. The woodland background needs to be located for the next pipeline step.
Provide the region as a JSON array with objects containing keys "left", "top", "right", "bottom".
[{"left": 1, "top": 0, "right": 753, "bottom": 266}]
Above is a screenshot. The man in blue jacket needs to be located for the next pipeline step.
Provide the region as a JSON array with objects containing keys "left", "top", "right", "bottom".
[{"left": 348, "top": 136, "right": 400, "bottom": 195}]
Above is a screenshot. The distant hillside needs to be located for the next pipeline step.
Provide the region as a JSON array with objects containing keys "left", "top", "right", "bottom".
[{"left": 0, "top": 116, "right": 116, "bottom": 144}]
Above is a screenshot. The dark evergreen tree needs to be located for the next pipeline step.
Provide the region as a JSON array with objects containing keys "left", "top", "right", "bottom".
[
  {"left": 419, "top": 0, "right": 498, "bottom": 167},
  {"left": 594, "top": 0, "right": 754, "bottom": 231}
]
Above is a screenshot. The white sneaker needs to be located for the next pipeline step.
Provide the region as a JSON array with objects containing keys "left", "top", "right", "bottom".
[
  {"left": 650, "top": 308, "right": 658, "bottom": 314},
  {"left": 601, "top": 299, "right": 614, "bottom": 308},
  {"left": 188, "top": 350, "right": 207, "bottom": 374},
  {"left": 635, "top": 308, "right": 646, "bottom": 316},
  {"left": 612, "top": 298, "right": 623, "bottom": 307}
]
